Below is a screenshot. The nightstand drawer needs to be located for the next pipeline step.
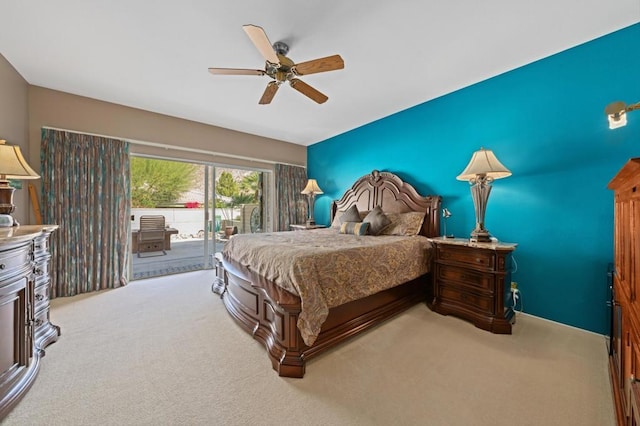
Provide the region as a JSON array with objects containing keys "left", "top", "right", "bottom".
[
  {"left": 439, "top": 285, "right": 494, "bottom": 315},
  {"left": 437, "top": 245, "right": 495, "bottom": 271},
  {"left": 437, "top": 264, "right": 494, "bottom": 292}
]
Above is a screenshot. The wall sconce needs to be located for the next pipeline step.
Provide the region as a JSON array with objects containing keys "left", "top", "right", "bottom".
[
  {"left": 605, "top": 101, "right": 640, "bottom": 129},
  {"left": 301, "top": 179, "right": 323, "bottom": 226},
  {"left": 0, "top": 139, "right": 40, "bottom": 227},
  {"left": 456, "top": 147, "right": 511, "bottom": 242}
]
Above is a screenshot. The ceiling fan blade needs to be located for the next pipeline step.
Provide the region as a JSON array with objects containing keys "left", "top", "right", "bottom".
[
  {"left": 259, "top": 81, "right": 280, "bottom": 105},
  {"left": 289, "top": 79, "right": 328, "bottom": 104},
  {"left": 242, "top": 24, "right": 280, "bottom": 65},
  {"left": 208, "top": 68, "right": 265, "bottom": 76},
  {"left": 294, "top": 54, "right": 344, "bottom": 76}
]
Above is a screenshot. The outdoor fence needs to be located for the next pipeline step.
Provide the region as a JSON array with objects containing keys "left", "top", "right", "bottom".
[{"left": 132, "top": 204, "right": 259, "bottom": 239}]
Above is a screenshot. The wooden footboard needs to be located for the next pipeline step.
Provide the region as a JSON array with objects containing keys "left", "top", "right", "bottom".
[{"left": 218, "top": 255, "right": 429, "bottom": 378}]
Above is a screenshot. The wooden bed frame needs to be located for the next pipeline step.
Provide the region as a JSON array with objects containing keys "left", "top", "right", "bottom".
[{"left": 213, "top": 170, "right": 441, "bottom": 378}]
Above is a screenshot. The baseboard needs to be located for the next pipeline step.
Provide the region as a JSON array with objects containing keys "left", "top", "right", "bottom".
[{"left": 516, "top": 311, "right": 607, "bottom": 339}]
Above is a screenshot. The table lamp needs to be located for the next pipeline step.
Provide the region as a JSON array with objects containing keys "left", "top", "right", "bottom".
[
  {"left": 301, "top": 179, "right": 323, "bottom": 226},
  {"left": 0, "top": 139, "right": 40, "bottom": 227},
  {"left": 456, "top": 148, "right": 511, "bottom": 242}
]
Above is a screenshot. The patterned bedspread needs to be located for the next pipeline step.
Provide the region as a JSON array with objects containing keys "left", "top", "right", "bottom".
[{"left": 222, "top": 228, "right": 433, "bottom": 346}]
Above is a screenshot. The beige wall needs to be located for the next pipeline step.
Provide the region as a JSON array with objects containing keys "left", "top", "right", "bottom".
[
  {"left": 1, "top": 52, "right": 307, "bottom": 226},
  {"left": 0, "top": 55, "right": 31, "bottom": 225},
  {"left": 27, "top": 86, "right": 306, "bottom": 168}
]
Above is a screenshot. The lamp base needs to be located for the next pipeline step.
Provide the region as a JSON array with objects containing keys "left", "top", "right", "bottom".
[
  {"left": 0, "top": 182, "right": 16, "bottom": 215},
  {"left": 469, "top": 229, "right": 491, "bottom": 243},
  {"left": 0, "top": 214, "right": 15, "bottom": 227}
]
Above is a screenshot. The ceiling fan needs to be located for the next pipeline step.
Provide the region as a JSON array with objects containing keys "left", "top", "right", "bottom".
[{"left": 208, "top": 24, "right": 344, "bottom": 105}]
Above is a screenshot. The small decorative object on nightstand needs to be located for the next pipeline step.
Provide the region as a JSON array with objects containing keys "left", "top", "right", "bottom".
[
  {"left": 442, "top": 207, "right": 454, "bottom": 238},
  {"left": 428, "top": 236, "right": 517, "bottom": 334},
  {"left": 290, "top": 224, "right": 326, "bottom": 231}
]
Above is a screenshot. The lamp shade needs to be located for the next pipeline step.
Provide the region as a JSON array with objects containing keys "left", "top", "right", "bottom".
[
  {"left": 301, "top": 179, "right": 323, "bottom": 195},
  {"left": 0, "top": 140, "right": 40, "bottom": 180},
  {"left": 456, "top": 148, "right": 511, "bottom": 181}
]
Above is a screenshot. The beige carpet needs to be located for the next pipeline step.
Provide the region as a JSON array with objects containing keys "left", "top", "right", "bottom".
[{"left": 3, "top": 270, "right": 614, "bottom": 426}]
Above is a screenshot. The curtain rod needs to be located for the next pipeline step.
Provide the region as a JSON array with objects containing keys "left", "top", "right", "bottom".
[{"left": 41, "top": 126, "right": 305, "bottom": 168}]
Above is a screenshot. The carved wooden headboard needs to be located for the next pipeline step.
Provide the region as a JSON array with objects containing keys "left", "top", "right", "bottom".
[{"left": 330, "top": 170, "right": 442, "bottom": 237}]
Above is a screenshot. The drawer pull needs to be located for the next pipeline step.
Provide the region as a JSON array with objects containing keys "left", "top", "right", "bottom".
[
  {"left": 0, "top": 264, "right": 4, "bottom": 270},
  {"left": 34, "top": 244, "right": 42, "bottom": 249},
  {"left": 34, "top": 319, "right": 43, "bottom": 327},
  {"left": 35, "top": 268, "right": 44, "bottom": 276},
  {"left": 35, "top": 294, "right": 44, "bottom": 301}
]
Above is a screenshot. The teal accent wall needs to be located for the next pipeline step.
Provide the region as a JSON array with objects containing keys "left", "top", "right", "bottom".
[{"left": 307, "top": 23, "right": 640, "bottom": 334}]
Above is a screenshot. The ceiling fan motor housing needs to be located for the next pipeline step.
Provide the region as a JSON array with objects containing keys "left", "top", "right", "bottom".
[{"left": 272, "top": 41, "right": 289, "bottom": 56}]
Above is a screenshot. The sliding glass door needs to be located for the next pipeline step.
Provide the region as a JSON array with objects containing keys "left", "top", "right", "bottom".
[{"left": 130, "top": 156, "right": 269, "bottom": 280}]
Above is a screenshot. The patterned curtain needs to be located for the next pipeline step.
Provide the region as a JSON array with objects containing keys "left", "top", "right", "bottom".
[
  {"left": 41, "top": 129, "right": 130, "bottom": 298},
  {"left": 274, "top": 164, "right": 307, "bottom": 231}
]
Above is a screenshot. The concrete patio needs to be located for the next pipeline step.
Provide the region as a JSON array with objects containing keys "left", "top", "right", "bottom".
[{"left": 131, "top": 238, "right": 226, "bottom": 280}]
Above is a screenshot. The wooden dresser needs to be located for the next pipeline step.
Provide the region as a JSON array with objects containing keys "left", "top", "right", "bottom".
[
  {"left": 428, "top": 237, "right": 517, "bottom": 334},
  {"left": 608, "top": 158, "right": 640, "bottom": 426},
  {"left": 0, "top": 225, "right": 59, "bottom": 420}
]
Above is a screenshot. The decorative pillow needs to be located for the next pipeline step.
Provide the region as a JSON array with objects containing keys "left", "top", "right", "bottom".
[
  {"left": 330, "top": 211, "right": 344, "bottom": 228},
  {"left": 340, "top": 205, "right": 361, "bottom": 223},
  {"left": 363, "top": 206, "right": 391, "bottom": 236},
  {"left": 340, "top": 221, "right": 370, "bottom": 235},
  {"left": 330, "top": 205, "right": 362, "bottom": 229},
  {"left": 379, "top": 211, "right": 426, "bottom": 236}
]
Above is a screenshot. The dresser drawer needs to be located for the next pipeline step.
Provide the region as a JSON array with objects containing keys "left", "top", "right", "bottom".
[
  {"left": 439, "top": 285, "right": 495, "bottom": 316},
  {"left": 33, "top": 306, "right": 50, "bottom": 338},
  {"left": 436, "top": 245, "right": 495, "bottom": 271},
  {"left": 0, "top": 243, "right": 33, "bottom": 281},
  {"left": 33, "top": 260, "right": 49, "bottom": 284},
  {"left": 437, "top": 264, "right": 494, "bottom": 293},
  {"left": 34, "top": 281, "right": 50, "bottom": 310},
  {"left": 33, "top": 236, "right": 50, "bottom": 259}
]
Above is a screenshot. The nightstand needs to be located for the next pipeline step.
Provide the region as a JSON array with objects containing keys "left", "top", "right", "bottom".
[
  {"left": 428, "top": 237, "right": 517, "bottom": 334},
  {"left": 290, "top": 224, "right": 327, "bottom": 231}
]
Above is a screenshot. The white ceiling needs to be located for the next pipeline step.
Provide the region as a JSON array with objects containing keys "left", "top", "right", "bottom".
[{"left": 1, "top": 1, "right": 639, "bottom": 146}]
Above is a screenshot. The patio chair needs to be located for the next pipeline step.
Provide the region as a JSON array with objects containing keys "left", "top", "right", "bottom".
[{"left": 137, "top": 215, "right": 167, "bottom": 257}]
